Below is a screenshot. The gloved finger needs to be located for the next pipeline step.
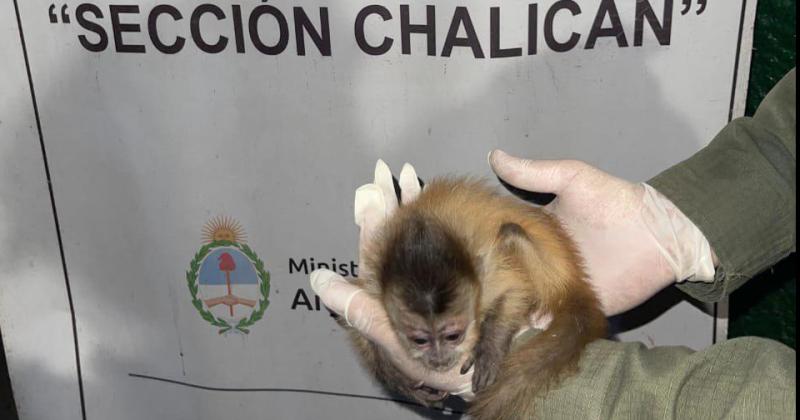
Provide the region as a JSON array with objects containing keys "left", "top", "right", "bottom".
[
  {"left": 399, "top": 163, "right": 422, "bottom": 204},
  {"left": 355, "top": 184, "right": 387, "bottom": 263},
  {"left": 309, "top": 269, "right": 353, "bottom": 316},
  {"left": 488, "top": 149, "right": 587, "bottom": 194},
  {"left": 374, "top": 159, "right": 398, "bottom": 217},
  {"left": 309, "top": 269, "right": 404, "bottom": 363},
  {"left": 310, "top": 269, "right": 384, "bottom": 336}
]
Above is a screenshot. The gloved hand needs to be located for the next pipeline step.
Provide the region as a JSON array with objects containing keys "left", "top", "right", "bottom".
[
  {"left": 488, "top": 149, "right": 719, "bottom": 316},
  {"left": 310, "top": 160, "right": 476, "bottom": 400}
]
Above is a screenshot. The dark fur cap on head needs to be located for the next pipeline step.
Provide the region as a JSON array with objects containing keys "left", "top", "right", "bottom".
[{"left": 379, "top": 213, "right": 478, "bottom": 316}]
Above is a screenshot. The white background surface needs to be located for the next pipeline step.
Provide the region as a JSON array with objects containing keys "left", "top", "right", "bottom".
[{"left": 1, "top": 1, "right": 755, "bottom": 419}]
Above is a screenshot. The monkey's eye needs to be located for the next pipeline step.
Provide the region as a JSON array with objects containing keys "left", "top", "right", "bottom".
[
  {"left": 444, "top": 332, "right": 462, "bottom": 342},
  {"left": 411, "top": 337, "right": 429, "bottom": 346}
]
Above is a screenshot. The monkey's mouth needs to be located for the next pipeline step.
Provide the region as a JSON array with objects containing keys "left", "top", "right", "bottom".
[{"left": 425, "top": 357, "right": 460, "bottom": 372}]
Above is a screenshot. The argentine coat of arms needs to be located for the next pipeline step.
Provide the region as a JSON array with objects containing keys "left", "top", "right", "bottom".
[{"left": 186, "top": 216, "right": 270, "bottom": 334}]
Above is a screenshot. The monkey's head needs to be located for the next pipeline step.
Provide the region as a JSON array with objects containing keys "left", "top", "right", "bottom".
[{"left": 378, "top": 213, "right": 480, "bottom": 372}]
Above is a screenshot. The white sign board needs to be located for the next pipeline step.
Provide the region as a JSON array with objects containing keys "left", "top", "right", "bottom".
[{"left": 1, "top": 1, "right": 755, "bottom": 419}]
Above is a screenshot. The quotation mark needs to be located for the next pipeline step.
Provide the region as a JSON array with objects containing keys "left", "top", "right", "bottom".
[
  {"left": 48, "top": 4, "right": 70, "bottom": 24},
  {"left": 681, "top": 0, "right": 707, "bottom": 16}
]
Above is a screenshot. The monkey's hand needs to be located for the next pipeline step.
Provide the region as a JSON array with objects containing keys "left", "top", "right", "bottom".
[{"left": 460, "top": 344, "right": 503, "bottom": 394}]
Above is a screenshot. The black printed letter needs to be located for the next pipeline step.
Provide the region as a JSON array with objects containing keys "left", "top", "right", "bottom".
[
  {"left": 191, "top": 4, "right": 228, "bottom": 54},
  {"left": 354, "top": 5, "right": 393, "bottom": 55},
  {"left": 585, "top": 0, "right": 628, "bottom": 49},
  {"left": 291, "top": 289, "right": 314, "bottom": 310},
  {"left": 294, "top": 7, "right": 331, "bottom": 56},
  {"left": 634, "top": 0, "right": 673, "bottom": 46},
  {"left": 442, "top": 7, "right": 484, "bottom": 58},
  {"left": 110, "top": 5, "right": 145, "bottom": 53},
  {"left": 148, "top": 5, "right": 185, "bottom": 54},
  {"left": 490, "top": 7, "right": 522, "bottom": 58},
  {"left": 249, "top": 4, "right": 289, "bottom": 55},
  {"left": 76, "top": 4, "right": 108, "bottom": 52},
  {"left": 544, "top": 0, "right": 581, "bottom": 53},
  {"left": 400, "top": 5, "right": 436, "bottom": 56}
]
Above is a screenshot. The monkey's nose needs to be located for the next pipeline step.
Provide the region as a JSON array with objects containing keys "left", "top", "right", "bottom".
[{"left": 429, "top": 356, "right": 454, "bottom": 371}]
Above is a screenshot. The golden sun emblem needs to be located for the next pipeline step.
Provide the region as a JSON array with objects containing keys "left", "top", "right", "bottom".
[{"left": 202, "top": 216, "right": 247, "bottom": 244}]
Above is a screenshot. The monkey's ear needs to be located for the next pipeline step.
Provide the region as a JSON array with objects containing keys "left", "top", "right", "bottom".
[{"left": 494, "top": 223, "right": 535, "bottom": 257}]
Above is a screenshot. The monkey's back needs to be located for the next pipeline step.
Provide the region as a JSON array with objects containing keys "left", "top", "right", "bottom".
[{"left": 375, "top": 177, "right": 587, "bottom": 309}]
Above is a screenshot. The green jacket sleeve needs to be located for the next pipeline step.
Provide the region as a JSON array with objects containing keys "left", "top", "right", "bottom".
[
  {"left": 648, "top": 69, "right": 796, "bottom": 302},
  {"left": 518, "top": 334, "right": 796, "bottom": 419},
  {"left": 515, "top": 71, "right": 797, "bottom": 419}
]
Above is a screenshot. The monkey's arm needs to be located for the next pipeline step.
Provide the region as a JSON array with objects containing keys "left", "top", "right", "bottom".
[
  {"left": 462, "top": 291, "right": 531, "bottom": 392},
  {"left": 469, "top": 220, "right": 607, "bottom": 420},
  {"left": 463, "top": 223, "right": 541, "bottom": 392}
]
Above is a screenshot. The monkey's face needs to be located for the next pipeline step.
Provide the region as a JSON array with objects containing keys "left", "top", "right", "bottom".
[
  {"left": 378, "top": 212, "right": 480, "bottom": 371},
  {"left": 388, "top": 300, "right": 478, "bottom": 372}
]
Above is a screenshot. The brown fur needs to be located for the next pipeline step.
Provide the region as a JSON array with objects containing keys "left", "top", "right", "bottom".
[{"left": 343, "top": 177, "right": 607, "bottom": 417}]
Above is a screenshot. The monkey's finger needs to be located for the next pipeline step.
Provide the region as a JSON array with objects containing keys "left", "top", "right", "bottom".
[
  {"left": 528, "top": 311, "right": 553, "bottom": 330},
  {"left": 472, "top": 362, "right": 500, "bottom": 393},
  {"left": 419, "top": 387, "right": 449, "bottom": 401},
  {"left": 374, "top": 159, "right": 398, "bottom": 216},
  {"left": 399, "top": 163, "right": 422, "bottom": 204},
  {"left": 488, "top": 149, "right": 588, "bottom": 195},
  {"left": 459, "top": 355, "right": 475, "bottom": 375}
]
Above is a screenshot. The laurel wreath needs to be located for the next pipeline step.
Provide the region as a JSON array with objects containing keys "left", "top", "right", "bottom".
[{"left": 186, "top": 240, "right": 270, "bottom": 334}]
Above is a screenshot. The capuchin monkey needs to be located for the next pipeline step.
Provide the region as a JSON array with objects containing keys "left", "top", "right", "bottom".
[{"left": 340, "top": 177, "right": 607, "bottom": 419}]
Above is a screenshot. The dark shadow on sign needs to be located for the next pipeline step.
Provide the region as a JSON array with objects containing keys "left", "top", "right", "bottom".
[
  {"left": 497, "top": 177, "right": 556, "bottom": 206},
  {"left": 0, "top": 334, "right": 18, "bottom": 420},
  {"left": 607, "top": 286, "right": 710, "bottom": 335}
]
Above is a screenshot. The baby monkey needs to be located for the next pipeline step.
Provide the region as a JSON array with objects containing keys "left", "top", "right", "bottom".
[{"left": 342, "top": 177, "right": 607, "bottom": 419}]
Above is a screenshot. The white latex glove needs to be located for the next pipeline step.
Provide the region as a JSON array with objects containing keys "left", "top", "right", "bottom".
[
  {"left": 488, "top": 149, "right": 718, "bottom": 316},
  {"left": 311, "top": 160, "right": 475, "bottom": 400}
]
